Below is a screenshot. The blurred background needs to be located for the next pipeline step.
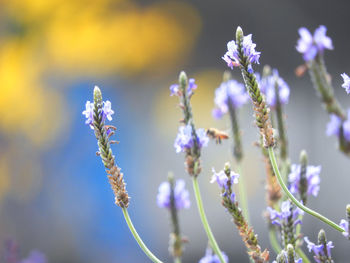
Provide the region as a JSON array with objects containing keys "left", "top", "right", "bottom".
[{"left": 0, "top": 0, "right": 349, "bottom": 262}]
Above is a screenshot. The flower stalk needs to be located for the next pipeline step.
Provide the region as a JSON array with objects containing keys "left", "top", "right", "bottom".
[{"left": 88, "top": 86, "right": 164, "bottom": 263}]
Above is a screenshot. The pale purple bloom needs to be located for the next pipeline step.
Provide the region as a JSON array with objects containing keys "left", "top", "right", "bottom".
[
  {"left": 341, "top": 73, "right": 350, "bottom": 94},
  {"left": 296, "top": 25, "right": 333, "bottom": 61},
  {"left": 212, "top": 80, "right": 248, "bottom": 119},
  {"left": 82, "top": 101, "right": 94, "bottom": 129},
  {"left": 304, "top": 236, "right": 334, "bottom": 262},
  {"left": 340, "top": 219, "right": 349, "bottom": 238},
  {"left": 288, "top": 164, "right": 321, "bottom": 197},
  {"left": 267, "top": 200, "right": 304, "bottom": 226},
  {"left": 326, "top": 114, "right": 342, "bottom": 137},
  {"left": 157, "top": 179, "right": 190, "bottom": 210},
  {"left": 259, "top": 70, "right": 290, "bottom": 107},
  {"left": 199, "top": 248, "right": 229, "bottom": 263},
  {"left": 174, "top": 125, "right": 209, "bottom": 153},
  {"left": 326, "top": 109, "right": 350, "bottom": 141},
  {"left": 102, "top": 100, "right": 114, "bottom": 122},
  {"left": 170, "top": 78, "right": 197, "bottom": 97},
  {"left": 20, "top": 251, "right": 47, "bottom": 263},
  {"left": 210, "top": 168, "right": 239, "bottom": 189},
  {"left": 223, "top": 33, "right": 260, "bottom": 70}
]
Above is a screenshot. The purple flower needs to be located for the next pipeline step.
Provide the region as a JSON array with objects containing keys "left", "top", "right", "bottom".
[
  {"left": 326, "top": 114, "right": 342, "bottom": 137},
  {"left": 20, "top": 251, "right": 47, "bottom": 263},
  {"left": 199, "top": 248, "right": 229, "bottom": 263},
  {"left": 222, "top": 33, "right": 260, "bottom": 70},
  {"left": 326, "top": 109, "right": 350, "bottom": 142},
  {"left": 157, "top": 179, "right": 190, "bottom": 210},
  {"left": 259, "top": 70, "right": 290, "bottom": 107},
  {"left": 288, "top": 164, "right": 321, "bottom": 197},
  {"left": 210, "top": 168, "right": 239, "bottom": 189},
  {"left": 304, "top": 236, "right": 334, "bottom": 262},
  {"left": 341, "top": 73, "right": 350, "bottom": 94},
  {"left": 340, "top": 219, "right": 349, "bottom": 238},
  {"left": 174, "top": 125, "right": 209, "bottom": 153},
  {"left": 296, "top": 25, "right": 333, "bottom": 62},
  {"left": 267, "top": 200, "right": 304, "bottom": 226},
  {"left": 82, "top": 101, "right": 94, "bottom": 129},
  {"left": 101, "top": 100, "right": 114, "bottom": 122},
  {"left": 272, "top": 251, "right": 302, "bottom": 263},
  {"left": 170, "top": 78, "right": 197, "bottom": 97},
  {"left": 212, "top": 80, "right": 248, "bottom": 119}
]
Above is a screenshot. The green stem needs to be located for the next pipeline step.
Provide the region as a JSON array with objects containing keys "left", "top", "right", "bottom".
[
  {"left": 268, "top": 147, "right": 344, "bottom": 233},
  {"left": 236, "top": 163, "right": 250, "bottom": 225},
  {"left": 296, "top": 248, "right": 311, "bottom": 263},
  {"left": 192, "top": 177, "right": 226, "bottom": 263},
  {"left": 174, "top": 257, "right": 181, "bottom": 263},
  {"left": 268, "top": 227, "right": 282, "bottom": 255},
  {"left": 122, "top": 208, "right": 164, "bottom": 263}
]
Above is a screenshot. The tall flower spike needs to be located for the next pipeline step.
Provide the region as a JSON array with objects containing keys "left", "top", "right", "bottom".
[
  {"left": 229, "top": 26, "right": 275, "bottom": 148},
  {"left": 157, "top": 174, "right": 189, "bottom": 260},
  {"left": 304, "top": 229, "right": 334, "bottom": 263},
  {"left": 91, "top": 86, "right": 129, "bottom": 208},
  {"left": 213, "top": 162, "right": 269, "bottom": 263}
]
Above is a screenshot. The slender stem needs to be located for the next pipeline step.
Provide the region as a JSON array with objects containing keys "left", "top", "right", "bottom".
[
  {"left": 192, "top": 177, "right": 226, "bottom": 263},
  {"left": 122, "top": 208, "right": 164, "bottom": 263},
  {"left": 236, "top": 163, "right": 250, "bottom": 225},
  {"left": 268, "top": 147, "right": 344, "bottom": 233},
  {"left": 268, "top": 227, "right": 282, "bottom": 255},
  {"left": 296, "top": 248, "right": 311, "bottom": 263}
]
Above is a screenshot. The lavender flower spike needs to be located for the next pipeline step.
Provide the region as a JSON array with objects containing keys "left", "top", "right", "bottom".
[
  {"left": 174, "top": 124, "right": 209, "bottom": 153},
  {"left": 157, "top": 179, "right": 190, "bottom": 210},
  {"left": 341, "top": 73, "right": 350, "bottom": 94},
  {"left": 223, "top": 31, "right": 260, "bottom": 71},
  {"left": 288, "top": 164, "right": 321, "bottom": 197},
  {"left": 304, "top": 230, "right": 334, "bottom": 263},
  {"left": 210, "top": 167, "right": 239, "bottom": 189},
  {"left": 212, "top": 79, "right": 248, "bottom": 119},
  {"left": 170, "top": 78, "right": 197, "bottom": 97},
  {"left": 296, "top": 25, "right": 333, "bottom": 61}
]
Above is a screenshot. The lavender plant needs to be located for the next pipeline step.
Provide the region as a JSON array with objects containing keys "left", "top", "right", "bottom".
[{"left": 83, "top": 24, "right": 350, "bottom": 263}]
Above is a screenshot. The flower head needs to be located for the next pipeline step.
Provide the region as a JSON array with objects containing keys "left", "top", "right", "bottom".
[
  {"left": 174, "top": 125, "right": 209, "bottom": 153},
  {"left": 199, "top": 248, "right": 229, "bottom": 263},
  {"left": 101, "top": 100, "right": 114, "bottom": 122},
  {"left": 288, "top": 164, "right": 321, "bottom": 197},
  {"left": 341, "top": 73, "right": 350, "bottom": 94},
  {"left": 326, "top": 109, "right": 350, "bottom": 142},
  {"left": 296, "top": 25, "right": 333, "bottom": 61},
  {"left": 259, "top": 70, "right": 290, "bottom": 107},
  {"left": 212, "top": 80, "right": 248, "bottom": 119},
  {"left": 210, "top": 168, "right": 239, "bottom": 189},
  {"left": 267, "top": 200, "right": 304, "bottom": 226},
  {"left": 223, "top": 33, "right": 260, "bottom": 70},
  {"left": 157, "top": 179, "right": 190, "bottom": 210},
  {"left": 304, "top": 236, "right": 334, "bottom": 262},
  {"left": 170, "top": 78, "right": 197, "bottom": 97},
  {"left": 340, "top": 219, "right": 349, "bottom": 238}
]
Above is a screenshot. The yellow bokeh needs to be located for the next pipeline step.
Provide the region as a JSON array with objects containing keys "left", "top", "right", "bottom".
[
  {"left": 43, "top": 1, "right": 201, "bottom": 76},
  {"left": 0, "top": 40, "right": 66, "bottom": 147}
]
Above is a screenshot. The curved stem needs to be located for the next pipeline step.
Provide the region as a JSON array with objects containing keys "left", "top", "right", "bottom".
[
  {"left": 122, "top": 208, "right": 164, "bottom": 263},
  {"left": 268, "top": 147, "right": 344, "bottom": 233},
  {"left": 236, "top": 163, "right": 250, "bottom": 225},
  {"left": 296, "top": 248, "right": 311, "bottom": 263},
  {"left": 192, "top": 177, "right": 226, "bottom": 263}
]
